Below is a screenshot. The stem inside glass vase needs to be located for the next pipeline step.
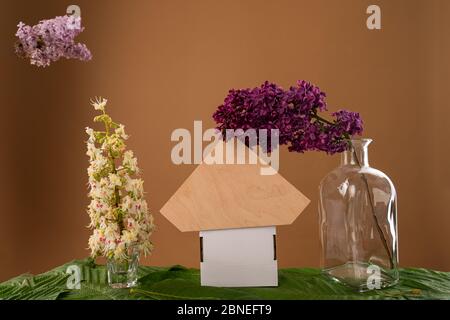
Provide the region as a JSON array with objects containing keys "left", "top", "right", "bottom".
[{"left": 346, "top": 138, "right": 395, "bottom": 270}]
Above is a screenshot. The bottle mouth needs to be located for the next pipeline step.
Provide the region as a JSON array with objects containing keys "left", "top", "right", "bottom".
[{"left": 350, "top": 138, "right": 372, "bottom": 148}]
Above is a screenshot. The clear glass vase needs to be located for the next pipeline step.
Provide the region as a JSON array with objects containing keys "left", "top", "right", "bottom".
[
  {"left": 319, "top": 139, "right": 399, "bottom": 291},
  {"left": 107, "top": 244, "right": 140, "bottom": 288}
]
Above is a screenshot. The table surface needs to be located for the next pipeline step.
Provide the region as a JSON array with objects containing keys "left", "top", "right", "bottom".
[{"left": 1, "top": 259, "right": 449, "bottom": 300}]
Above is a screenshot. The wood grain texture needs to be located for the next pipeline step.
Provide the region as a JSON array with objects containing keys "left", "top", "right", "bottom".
[{"left": 160, "top": 141, "right": 310, "bottom": 232}]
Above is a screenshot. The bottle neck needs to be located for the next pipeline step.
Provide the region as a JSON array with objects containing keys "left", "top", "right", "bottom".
[{"left": 340, "top": 139, "right": 371, "bottom": 167}]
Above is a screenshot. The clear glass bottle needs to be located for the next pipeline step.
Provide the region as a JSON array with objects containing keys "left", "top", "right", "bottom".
[
  {"left": 107, "top": 244, "right": 139, "bottom": 288},
  {"left": 319, "top": 139, "right": 399, "bottom": 291}
]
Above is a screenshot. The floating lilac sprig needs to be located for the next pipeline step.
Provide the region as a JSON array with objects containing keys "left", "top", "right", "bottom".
[
  {"left": 15, "top": 15, "right": 92, "bottom": 67},
  {"left": 213, "top": 80, "right": 363, "bottom": 153}
]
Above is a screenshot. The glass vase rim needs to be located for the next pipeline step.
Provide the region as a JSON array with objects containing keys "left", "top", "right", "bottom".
[{"left": 349, "top": 138, "right": 372, "bottom": 147}]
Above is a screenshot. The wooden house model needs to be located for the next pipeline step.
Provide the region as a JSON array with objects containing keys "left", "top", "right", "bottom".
[{"left": 160, "top": 141, "right": 310, "bottom": 287}]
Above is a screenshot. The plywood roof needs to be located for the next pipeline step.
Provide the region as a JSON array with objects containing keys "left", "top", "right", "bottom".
[{"left": 160, "top": 140, "right": 310, "bottom": 232}]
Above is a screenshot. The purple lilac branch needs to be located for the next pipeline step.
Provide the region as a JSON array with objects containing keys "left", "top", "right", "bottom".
[
  {"left": 15, "top": 15, "right": 92, "bottom": 67},
  {"left": 213, "top": 80, "right": 363, "bottom": 153}
]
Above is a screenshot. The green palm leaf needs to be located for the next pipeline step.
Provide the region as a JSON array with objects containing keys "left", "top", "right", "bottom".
[
  {"left": 0, "top": 273, "right": 69, "bottom": 300},
  {"left": 1, "top": 259, "right": 449, "bottom": 300}
]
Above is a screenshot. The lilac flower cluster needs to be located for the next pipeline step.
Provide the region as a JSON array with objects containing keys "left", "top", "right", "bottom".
[
  {"left": 213, "top": 80, "right": 363, "bottom": 154},
  {"left": 15, "top": 15, "right": 92, "bottom": 67}
]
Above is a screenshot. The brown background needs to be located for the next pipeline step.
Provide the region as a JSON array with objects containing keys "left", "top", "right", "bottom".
[{"left": 0, "top": 0, "right": 449, "bottom": 281}]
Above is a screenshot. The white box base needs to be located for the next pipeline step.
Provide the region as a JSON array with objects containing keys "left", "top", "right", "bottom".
[{"left": 200, "top": 226, "right": 278, "bottom": 287}]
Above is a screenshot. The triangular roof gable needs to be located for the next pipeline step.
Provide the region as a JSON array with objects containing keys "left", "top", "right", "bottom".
[{"left": 160, "top": 139, "right": 310, "bottom": 232}]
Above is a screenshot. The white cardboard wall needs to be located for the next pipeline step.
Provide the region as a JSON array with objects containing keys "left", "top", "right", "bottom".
[{"left": 200, "top": 226, "right": 278, "bottom": 287}]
